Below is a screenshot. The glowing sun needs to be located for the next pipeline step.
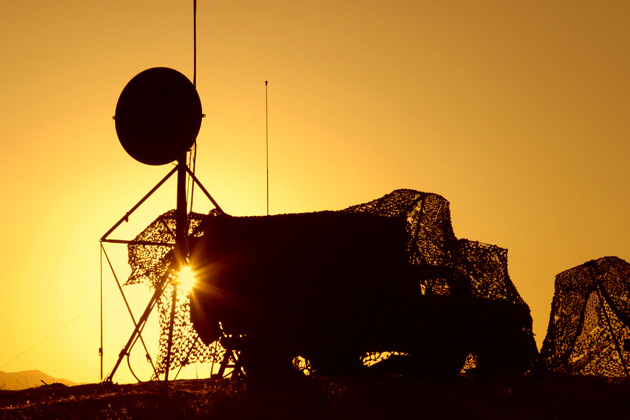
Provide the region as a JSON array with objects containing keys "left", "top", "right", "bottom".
[{"left": 175, "top": 265, "right": 197, "bottom": 292}]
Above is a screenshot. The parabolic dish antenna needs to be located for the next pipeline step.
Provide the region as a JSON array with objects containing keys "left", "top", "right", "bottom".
[{"left": 115, "top": 67, "right": 202, "bottom": 165}]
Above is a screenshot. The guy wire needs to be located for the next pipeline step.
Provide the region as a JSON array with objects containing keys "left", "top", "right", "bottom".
[{"left": 0, "top": 305, "right": 96, "bottom": 371}]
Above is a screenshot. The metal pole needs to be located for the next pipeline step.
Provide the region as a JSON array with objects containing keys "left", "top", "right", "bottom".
[
  {"left": 185, "top": 165, "right": 224, "bottom": 213},
  {"left": 99, "top": 245, "right": 103, "bottom": 382},
  {"left": 104, "top": 271, "right": 170, "bottom": 382},
  {"left": 164, "top": 155, "right": 189, "bottom": 382},
  {"left": 101, "top": 166, "right": 177, "bottom": 241},
  {"left": 102, "top": 245, "right": 159, "bottom": 378},
  {"left": 193, "top": 0, "right": 197, "bottom": 87},
  {"left": 164, "top": 284, "right": 179, "bottom": 382},
  {"left": 265, "top": 80, "right": 269, "bottom": 216},
  {"left": 103, "top": 157, "right": 190, "bottom": 383}
]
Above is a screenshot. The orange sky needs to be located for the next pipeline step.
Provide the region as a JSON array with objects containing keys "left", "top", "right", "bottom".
[{"left": 1, "top": 1, "right": 629, "bottom": 384}]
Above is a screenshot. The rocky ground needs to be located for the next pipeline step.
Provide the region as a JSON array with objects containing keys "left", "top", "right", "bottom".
[{"left": 1, "top": 374, "right": 629, "bottom": 419}]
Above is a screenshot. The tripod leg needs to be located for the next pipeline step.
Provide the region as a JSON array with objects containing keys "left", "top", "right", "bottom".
[
  {"left": 164, "top": 283, "right": 179, "bottom": 382},
  {"left": 104, "top": 276, "right": 168, "bottom": 382}
]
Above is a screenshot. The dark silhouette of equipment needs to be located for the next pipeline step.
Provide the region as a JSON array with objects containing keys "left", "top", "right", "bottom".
[
  {"left": 186, "top": 189, "right": 538, "bottom": 379},
  {"left": 540, "top": 256, "right": 630, "bottom": 378},
  {"left": 101, "top": 66, "right": 223, "bottom": 383},
  {"left": 115, "top": 67, "right": 202, "bottom": 166}
]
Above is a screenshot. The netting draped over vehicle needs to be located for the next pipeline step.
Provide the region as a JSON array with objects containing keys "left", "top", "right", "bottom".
[
  {"left": 124, "top": 210, "right": 224, "bottom": 377},
  {"left": 127, "top": 210, "right": 205, "bottom": 288},
  {"left": 540, "top": 256, "right": 630, "bottom": 377},
  {"left": 127, "top": 189, "right": 533, "bottom": 376},
  {"left": 345, "top": 189, "right": 527, "bottom": 306}
]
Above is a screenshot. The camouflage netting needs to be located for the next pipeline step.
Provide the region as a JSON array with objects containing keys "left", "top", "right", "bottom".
[
  {"left": 127, "top": 189, "right": 534, "bottom": 377},
  {"left": 127, "top": 210, "right": 204, "bottom": 288},
  {"left": 540, "top": 256, "right": 630, "bottom": 377},
  {"left": 345, "top": 189, "right": 527, "bottom": 305},
  {"left": 124, "top": 210, "right": 224, "bottom": 378}
]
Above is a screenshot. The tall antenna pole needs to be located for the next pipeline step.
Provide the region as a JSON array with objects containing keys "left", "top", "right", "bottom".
[
  {"left": 99, "top": 246, "right": 103, "bottom": 382},
  {"left": 165, "top": 153, "right": 189, "bottom": 382},
  {"left": 167, "top": 0, "right": 196, "bottom": 382},
  {"left": 188, "top": 0, "right": 198, "bottom": 212},
  {"left": 265, "top": 80, "right": 269, "bottom": 216},
  {"left": 193, "top": 0, "right": 197, "bottom": 87}
]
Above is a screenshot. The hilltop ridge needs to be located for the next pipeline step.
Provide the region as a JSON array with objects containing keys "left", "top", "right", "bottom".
[{"left": 0, "top": 370, "right": 78, "bottom": 391}]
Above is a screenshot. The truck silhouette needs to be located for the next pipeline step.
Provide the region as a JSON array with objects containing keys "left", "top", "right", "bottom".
[{"left": 188, "top": 190, "right": 538, "bottom": 379}]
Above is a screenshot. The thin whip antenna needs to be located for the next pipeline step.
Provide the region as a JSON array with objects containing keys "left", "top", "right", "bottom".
[
  {"left": 100, "top": 245, "right": 103, "bottom": 381},
  {"left": 189, "top": 0, "right": 198, "bottom": 212},
  {"left": 193, "top": 0, "right": 197, "bottom": 87},
  {"left": 265, "top": 80, "right": 269, "bottom": 216}
]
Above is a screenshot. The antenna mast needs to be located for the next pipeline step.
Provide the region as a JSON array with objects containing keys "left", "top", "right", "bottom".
[
  {"left": 188, "top": 0, "right": 198, "bottom": 212},
  {"left": 193, "top": 0, "right": 197, "bottom": 87},
  {"left": 265, "top": 80, "right": 269, "bottom": 216},
  {"left": 104, "top": 1, "right": 205, "bottom": 383}
]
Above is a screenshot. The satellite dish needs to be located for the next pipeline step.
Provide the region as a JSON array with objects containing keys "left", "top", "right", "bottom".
[{"left": 115, "top": 67, "right": 202, "bottom": 165}]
